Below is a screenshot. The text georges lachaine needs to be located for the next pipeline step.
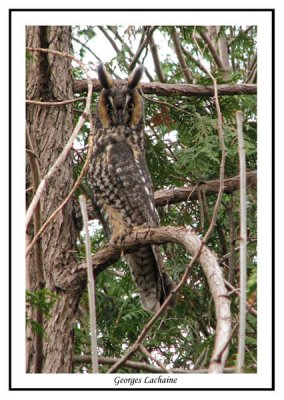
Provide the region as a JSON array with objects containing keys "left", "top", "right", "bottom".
[{"left": 114, "top": 375, "right": 178, "bottom": 387}]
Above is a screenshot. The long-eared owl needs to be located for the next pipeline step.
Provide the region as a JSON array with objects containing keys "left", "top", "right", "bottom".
[{"left": 88, "top": 64, "right": 175, "bottom": 313}]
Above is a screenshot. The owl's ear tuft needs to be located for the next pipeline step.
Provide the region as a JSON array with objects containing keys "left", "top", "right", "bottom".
[
  {"left": 97, "top": 63, "right": 113, "bottom": 89},
  {"left": 128, "top": 65, "right": 144, "bottom": 89}
]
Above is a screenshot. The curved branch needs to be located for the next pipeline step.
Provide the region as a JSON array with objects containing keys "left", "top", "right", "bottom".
[{"left": 55, "top": 226, "right": 231, "bottom": 373}]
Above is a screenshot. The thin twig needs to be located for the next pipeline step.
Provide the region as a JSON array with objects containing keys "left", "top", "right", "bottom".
[
  {"left": 26, "top": 132, "right": 94, "bottom": 256},
  {"left": 72, "top": 36, "right": 103, "bottom": 63},
  {"left": 192, "top": 30, "right": 227, "bottom": 243},
  {"left": 224, "top": 279, "right": 257, "bottom": 317},
  {"left": 26, "top": 97, "right": 87, "bottom": 106},
  {"left": 181, "top": 45, "right": 209, "bottom": 75},
  {"left": 79, "top": 195, "right": 99, "bottom": 374},
  {"left": 138, "top": 344, "right": 171, "bottom": 373},
  {"left": 236, "top": 110, "right": 247, "bottom": 373},
  {"left": 128, "top": 26, "right": 156, "bottom": 71},
  {"left": 106, "top": 26, "right": 154, "bottom": 81},
  {"left": 98, "top": 26, "right": 120, "bottom": 54},
  {"left": 192, "top": 29, "right": 229, "bottom": 372},
  {"left": 199, "top": 29, "right": 225, "bottom": 70},
  {"left": 25, "top": 47, "right": 93, "bottom": 230}
]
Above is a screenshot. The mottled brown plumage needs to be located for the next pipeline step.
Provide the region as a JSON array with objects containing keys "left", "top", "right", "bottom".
[{"left": 88, "top": 64, "right": 175, "bottom": 312}]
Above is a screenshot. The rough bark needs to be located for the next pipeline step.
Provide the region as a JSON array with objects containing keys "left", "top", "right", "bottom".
[{"left": 26, "top": 26, "right": 81, "bottom": 373}]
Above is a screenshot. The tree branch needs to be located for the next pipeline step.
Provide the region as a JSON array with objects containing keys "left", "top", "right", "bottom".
[
  {"left": 236, "top": 110, "right": 247, "bottom": 373},
  {"left": 73, "top": 355, "right": 237, "bottom": 373},
  {"left": 171, "top": 27, "right": 194, "bottom": 83},
  {"left": 54, "top": 226, "right": 231, "bottom": 374},
  {"left": 149, "top": 36, "right": 166, "bottom": 83},
  {"left": 154, "top": 171, "right": 257, "bottom": 207},
  {"left": 83, "top": 171, "right": 257, "bottom": 222},
  {"left": 73, "top": 79, "right": 257, "bottom": 96},
  {"left": 171, "top": 28, "right": 194, "bottom": 83},
  {"left": 97, "top": 26, "right": 120, "bottom": 54},
  {"left": 79, "top": 195, "right": 99, "bottom": 374},
  {"left": 199, "top": 29, "right": 226, "bottom": 70},
  {"left": 26, "top": 97, "right": 87, "bottom": 106},
  {"left": 128, "top": 26, "right": 156, "bottom": 71}
]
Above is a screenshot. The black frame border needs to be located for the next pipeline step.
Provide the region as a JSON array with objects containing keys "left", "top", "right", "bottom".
[{"left": 9, "top": 8, "right": 275, "bottom": 391}]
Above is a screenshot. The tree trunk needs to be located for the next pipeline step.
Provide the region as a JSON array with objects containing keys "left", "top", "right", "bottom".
[{"left": 26, "top": 26, "right": 82, "bottom": 373}]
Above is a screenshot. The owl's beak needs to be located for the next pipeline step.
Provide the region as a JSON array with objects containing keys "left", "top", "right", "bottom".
[{"left": 116, "top": 109, "right": 124, "bottom": 125}]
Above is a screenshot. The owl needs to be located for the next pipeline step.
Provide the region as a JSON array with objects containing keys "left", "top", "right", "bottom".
[{"left": 88, "top": 63, "right": 176, "bottom": 313}]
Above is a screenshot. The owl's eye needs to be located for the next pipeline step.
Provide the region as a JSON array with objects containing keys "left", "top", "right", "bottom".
[
  {"left": 128, "top": 102, "right": 134, "bottom": 110},
  {"left": 106, "top": 103, "right": 112, "bottom": 111}
]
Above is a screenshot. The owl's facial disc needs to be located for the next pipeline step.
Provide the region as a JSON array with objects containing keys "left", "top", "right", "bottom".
[{"left": 105, "top": 90, "right": 140, "bottom": 127}]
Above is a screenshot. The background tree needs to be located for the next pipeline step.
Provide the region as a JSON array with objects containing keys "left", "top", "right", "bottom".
[{"left": 26, "top": 25, "right": 257, "bottom": 373}]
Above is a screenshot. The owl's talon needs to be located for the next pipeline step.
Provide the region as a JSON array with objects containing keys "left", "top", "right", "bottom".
[{"left": 110, "top": 227, "right": 131, "bottom": 247}]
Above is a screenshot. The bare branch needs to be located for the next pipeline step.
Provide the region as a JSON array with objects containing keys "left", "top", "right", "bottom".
[
  {"left": 73, "top": 355, "right": 237, "bottom": 374},
  {"left": 128, "top": 26, "right": 156, "bottom": 71},
  {"left": 106, "top": 26, "right": 154, "bottom": 81},
  {"left": 72, "top": 36, "right": 103, "bottom": 63},
  {"left": 171, "top": 27, "right": 194, "bottom": 83},
  {"left": 79, "top": 195, "right": 99, "bottom": 374},
  {"left": 149, "top": 36, "right": 166, "bottom": 83},
  {"left": 227, "top": 201, "right": 236, "bottom": 284},
  {"left": 98, "top": 26, "right": 120, "bottom": 54},
  {"left": 199, "top": 29, "right": 225, "bottom": 70},
  {"left": 73, "top": 79, "right": 257, "bottom": 96},
  {"left": 138, "top": 344, "right": 171, "bottom": 373},
  {"left": 236, "top": 110, "right": 247, "bottom": 373},
  {"left": 26, "top": 97, "right": 87, "bottom": 106},
  {"left": 181, "top": 45, "right": 209, "bottom": 75}
]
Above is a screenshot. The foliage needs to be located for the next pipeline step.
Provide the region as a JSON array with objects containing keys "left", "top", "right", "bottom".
[
  {"left": 26, "top": 289, "right": 58, "bottom": 335},
  {"left": 70, "top": 25, "right": 257, "bottom": 373}
]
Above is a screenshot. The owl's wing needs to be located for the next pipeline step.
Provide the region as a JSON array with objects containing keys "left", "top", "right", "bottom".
[
  {"left": 107, "top": 140, "right": 158, "bottom": 226},
  {"left": 107, "top": 140, "right": 176, "bottom": 312}
]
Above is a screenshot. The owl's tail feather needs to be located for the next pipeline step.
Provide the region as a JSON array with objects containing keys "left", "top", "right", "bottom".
[{"left": 126, "top": 245, "right": 176, "bottom": 313}]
